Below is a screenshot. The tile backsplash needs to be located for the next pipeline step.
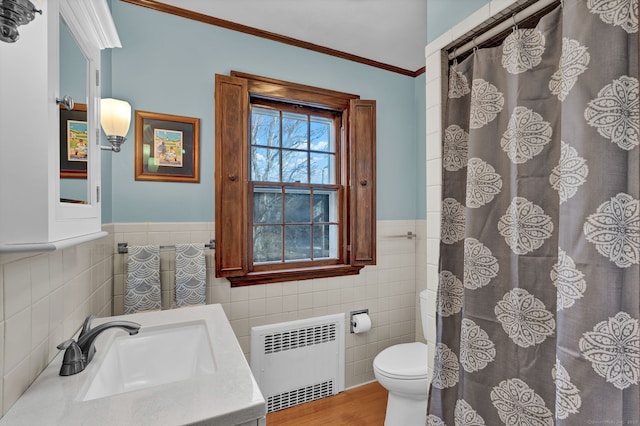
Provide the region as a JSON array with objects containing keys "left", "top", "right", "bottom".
[
  {"left": 112, "top": 220, "right": 422, "bottom": 389},
  {"left": 0, "top": 219, "right": 425, "bottom": 417},
  {"left": 0, "top": 226, "right": 114, "bottom": 416}
]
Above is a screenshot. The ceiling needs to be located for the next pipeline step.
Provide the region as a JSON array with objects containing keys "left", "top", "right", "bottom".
[{"left": 152, "top": 0, "right": 428, "bottom": 74}]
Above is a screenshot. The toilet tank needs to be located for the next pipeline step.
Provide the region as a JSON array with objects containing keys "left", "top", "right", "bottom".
[{"left": 419, "top": 289, "right": 430, "bottom": 341}]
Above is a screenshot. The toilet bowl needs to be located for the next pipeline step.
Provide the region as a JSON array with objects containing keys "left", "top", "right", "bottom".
[{"left": 373, "top": 289, "right": 430, "bottom": 426}]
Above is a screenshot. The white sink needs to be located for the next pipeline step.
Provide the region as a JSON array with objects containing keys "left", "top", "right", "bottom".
[
  {"left": 0, "top": 305, "right": 266, "bottom": 426},
  {"left": 82, "top": 320, "right": 216, "bottom": 401}
]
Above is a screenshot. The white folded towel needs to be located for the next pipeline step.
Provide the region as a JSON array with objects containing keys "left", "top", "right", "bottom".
[
  {"left": 124, "top": 245, "right": 161, "bottom": 314},
  {"left": 175, "top": 244, "right": 207, "bottom": 307}
]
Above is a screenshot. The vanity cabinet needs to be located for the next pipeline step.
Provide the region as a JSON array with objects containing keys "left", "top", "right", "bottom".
[{"left": 0, "top": 0, "right": 120, "bottom": 252}]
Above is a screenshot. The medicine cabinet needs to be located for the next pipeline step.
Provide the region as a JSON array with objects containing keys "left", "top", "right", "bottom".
[{"left": 0, "top": 0, "right": 121, "bottom": 252}]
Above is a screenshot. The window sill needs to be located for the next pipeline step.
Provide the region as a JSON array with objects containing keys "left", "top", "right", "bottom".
[{"left": 228, "top": 264, "right": 364, "bottom": 287}]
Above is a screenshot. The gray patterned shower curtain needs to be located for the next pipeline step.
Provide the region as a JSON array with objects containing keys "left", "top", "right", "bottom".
[{"left": 428, "top": 0, "right": 639, "bottom": 425}]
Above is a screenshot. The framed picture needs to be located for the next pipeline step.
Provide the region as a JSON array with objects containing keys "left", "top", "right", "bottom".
[
  {"left": 60, "top": 103, "right": 88, "bottom": 179},
  {"left": 134, "top": 110, "right": 200, "bottom": 183}
]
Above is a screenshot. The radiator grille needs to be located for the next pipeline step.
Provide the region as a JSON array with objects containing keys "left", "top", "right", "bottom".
[
  {"left": 251, "top": 314, "right": 345, "bottom": 414},
  {"left": 264, "top": 324, "right": 337, "bottom": 354},
  {"left": 267, "top": 380, "right": 334, "bottom": 413}
]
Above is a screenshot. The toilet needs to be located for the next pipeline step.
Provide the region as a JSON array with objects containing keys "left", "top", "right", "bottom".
[{"left": 373, "top": 289, "right": 429, "bottom": 426}]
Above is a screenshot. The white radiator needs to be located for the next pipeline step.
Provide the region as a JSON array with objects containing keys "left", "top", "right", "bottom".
[{"left": 250, "top": 313, "right": 345, "bottom": 413}]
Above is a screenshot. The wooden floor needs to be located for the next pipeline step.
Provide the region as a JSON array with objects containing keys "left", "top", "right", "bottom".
[{"left": 266, "top": 382, "right": 388, "bottom": 426}]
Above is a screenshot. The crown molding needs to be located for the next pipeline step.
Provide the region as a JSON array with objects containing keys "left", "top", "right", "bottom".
[{"left": 121, "top": 0, "right": 425, "bottom": 77}]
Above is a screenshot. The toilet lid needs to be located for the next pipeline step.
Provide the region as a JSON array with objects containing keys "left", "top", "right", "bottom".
[{"left": 374, "top": 342, "right": 428, "bottom": 379}]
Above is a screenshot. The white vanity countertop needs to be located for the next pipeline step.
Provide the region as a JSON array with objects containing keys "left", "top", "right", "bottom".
[{"left": 0, "top": 305, "right": 267, "bottom": 426}]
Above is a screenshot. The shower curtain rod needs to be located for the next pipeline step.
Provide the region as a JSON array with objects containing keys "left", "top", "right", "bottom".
[{"left": 448, "top": 0, "right": 559, "bottom": 60}]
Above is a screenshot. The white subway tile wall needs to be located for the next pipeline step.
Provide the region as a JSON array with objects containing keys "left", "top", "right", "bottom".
[
  {"left": 0, "top": 220, "right": 425, "bottom": 416},
  {"left": 415, "top": 220, "right": 427, "bottom": 344},
  {"left": 111, "top": 220, "right": 422, "bottom": 389},
  {"left": 0, "top": 225, "right": 114, "bottom": 415}
]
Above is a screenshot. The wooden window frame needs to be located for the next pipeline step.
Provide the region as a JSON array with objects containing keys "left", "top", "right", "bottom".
[
  {"left": 215, "top": 71, "right": 376, "bottom": 286},
  {"left": 249, "top": 100, "right": 343, "bottom": 271}
]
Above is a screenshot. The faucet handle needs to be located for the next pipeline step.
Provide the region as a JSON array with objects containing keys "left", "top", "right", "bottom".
[
  {"left": 57, "top": 339, "right": 75, "bottom": 351},
  {"left": 58, "top": 340, "right": 86, "bottom": 376},
  {"left": 79, "top": 314, "right": 96, "bottom": 339}
]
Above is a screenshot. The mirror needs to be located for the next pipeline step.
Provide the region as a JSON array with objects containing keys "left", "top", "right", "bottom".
[{"left": 59, "top": 15, "right": 89, "bottom": 204}]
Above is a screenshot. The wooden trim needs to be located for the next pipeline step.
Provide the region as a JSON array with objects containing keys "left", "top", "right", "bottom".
[
  {"left": 120, "top": 0, "right": 424, "bottom": 77},
  {"left": 349, "top": 99, "right": 376, "bottom": 265},
  {"left": 233, "top": 71, "right": 359, "bottom": 103},
  {"left": 233, "top": 70, "right": 360, "bottom": 110},
  {"left": 216, "top": 72, "right": 376, "bottom": 285},
  {"left": 215, "top": 75, "right": 249, "bottom": 277},
  {"left": 340, "top": 109, "right": 351, "bottom": 263},
  {"left": 229, "top": 265, "right": 364, "bottom": 286},
  {"left": 59, "top": 170, "right": 87, "bottom": 179}
]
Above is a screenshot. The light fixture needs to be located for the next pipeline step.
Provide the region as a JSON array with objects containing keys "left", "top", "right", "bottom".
[
  {"left": 0, "top": 0, "right": 41, "bottom": 43},
  {"left": 100, "top": 98, "right": 131, "bottom": 152}
]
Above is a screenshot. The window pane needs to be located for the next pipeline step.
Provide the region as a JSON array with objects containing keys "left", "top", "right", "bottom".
[
  {"left": 285, "top": 225, "right": 311, "bottom": 261},
  {"left": 251, "top": 107, "right": 280, "bottom": 147},
  {"left": 313, "top": 224, "right": 338, "bottom": 259},
  {"left": 310, "top": 152, "right": 335, "bottom": 184},
  {"left": 251, "top": 147, "right": 280, "bottom": 182},
  {"left": 313, "top": 190, "right": 338, "bottom": 222},
  {"left": 284, "top": 189, "right": 310, "bottom": 223},
  {"left": 313, "top": 191, "right": 329, "bottom": 222},
  {"left": 282, "top": 150, "right": 308, "bottom": 183},
  {"left": 282, "top": 112, "right": 308, "bottom": 149},
  {"left": 253, "top": 226, "right": 282, "bottom": 263},
  {"left": 310, "top": 118, "right": 332, "bottom": 152},
  {"left": 254, "top": 188, "right": 282, "bottom": 224}
]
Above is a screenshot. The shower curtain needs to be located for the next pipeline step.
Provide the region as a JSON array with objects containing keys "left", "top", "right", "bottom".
[{"left": 428, "top": 0, "right": 639, "bottom": 425}]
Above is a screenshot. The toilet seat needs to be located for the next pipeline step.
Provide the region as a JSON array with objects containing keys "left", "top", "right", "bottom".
[{"left": 373, "top": 342, "right": 428, "bottom": 380}]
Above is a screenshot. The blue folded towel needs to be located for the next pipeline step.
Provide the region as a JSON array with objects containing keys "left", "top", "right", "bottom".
[
  {"left": 175, "top": 244, "right": 207, "bottom": 307},
  {"left": 124, "top": 245, "right": 161, "bottom": 314}
]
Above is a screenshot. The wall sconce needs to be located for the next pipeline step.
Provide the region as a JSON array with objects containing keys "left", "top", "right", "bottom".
[
  {"left": 100, "top": 98, "right": 131, "bottom": 152},
  {"left": 0, "top": 0, "right": 41, "bottom": 43}
]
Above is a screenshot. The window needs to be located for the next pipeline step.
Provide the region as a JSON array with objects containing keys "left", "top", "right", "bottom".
[
  {"left": 251, "top": 102, "right": 340, "bottom": 267},
  {"left": 215, "top": 72, "right": 376, "bottom": 285}
]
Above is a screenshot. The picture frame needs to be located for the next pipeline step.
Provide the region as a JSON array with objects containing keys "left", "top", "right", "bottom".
[
  {"left": 60, "top": 103, "right": 88, "bottom": 179},
  {"left": 134, "top": 110, "right": 200, "bottom": 183}
]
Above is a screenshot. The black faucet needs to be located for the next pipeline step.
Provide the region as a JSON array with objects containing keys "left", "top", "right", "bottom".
[{"left": 57, "top": 314, "right": 141, "bottom": 376}]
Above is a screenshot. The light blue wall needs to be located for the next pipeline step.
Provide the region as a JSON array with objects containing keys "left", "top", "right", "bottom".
[
  {"left": 108, "top": 2, "right": 420, "bottom": 222},
  {"left": 63, "top": 2, "right": 497, "bottom": 223},
  {"left": 427, "top": 0, "right": 491, "bottom": 42}
]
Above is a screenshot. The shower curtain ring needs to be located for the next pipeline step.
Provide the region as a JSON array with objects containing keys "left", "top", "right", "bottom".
[
  {"left": 560, "top": 0, "right": 564, "bottom": 7},
  {"left": 512, "top": 14, "right": 518, "bottom": 31},
  {"left": 473, "top": 38, "right": 478, "bottom": 55}
]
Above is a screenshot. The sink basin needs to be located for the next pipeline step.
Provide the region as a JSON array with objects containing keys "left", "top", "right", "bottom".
[
  {"left": 82, "top": 321, "right": 216, "bottom": 401},
  {"left": 0, "top": 305, "right": 266, "bottom": 426}
]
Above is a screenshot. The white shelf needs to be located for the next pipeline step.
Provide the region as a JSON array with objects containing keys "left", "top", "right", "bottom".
[{"left": 0, "top": 231, "right": 108, "bottom": 254}]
